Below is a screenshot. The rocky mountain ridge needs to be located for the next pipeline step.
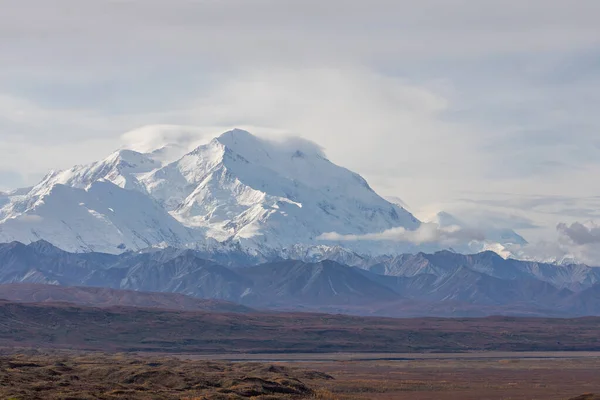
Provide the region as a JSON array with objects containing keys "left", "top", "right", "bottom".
[{"left": 1, "top": 240, "right": 599, "bottom": 317}]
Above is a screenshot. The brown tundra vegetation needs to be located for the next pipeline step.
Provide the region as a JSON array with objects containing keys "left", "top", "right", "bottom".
[{"left": 1, "top": 352, "right": 600, "bottom": 399}]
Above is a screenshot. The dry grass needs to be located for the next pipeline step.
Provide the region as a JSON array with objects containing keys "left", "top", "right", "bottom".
[{"left": 0, "top": 352, "right": 333, "bottom": 399}]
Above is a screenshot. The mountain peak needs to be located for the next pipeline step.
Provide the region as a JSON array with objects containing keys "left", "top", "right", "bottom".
[
  {"left": 27, "top": 239, "right": 63, "bottom": 255},
  {"left": 429, "top": 211, "right": 463, "bottom": 227},
  {"left": 212, "top": 129, "right": 270, "bottom": 163},
  {"left": 106, "top": 148, "right": 146, "bottom": 161},
  {"left": 212, "top": 129, "right": 327, "bottom": 163},
  {"left": 216, "top": 128, "right": 256, "bottom": 144},
  {"left": 136, "top": 128, "right": 421, "bottom": 251},
  {"left": 476, "top": 250, "right": 506, "bottom": 261},
  {"left": 103, "top": 149, "right": 160, "bottom": 171}
]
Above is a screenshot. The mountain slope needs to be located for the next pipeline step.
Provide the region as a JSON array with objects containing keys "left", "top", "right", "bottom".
[
  {"left": 0, "top": 181, "right": 201, "bottom": 253},
  {"left": 425, "top": 266, "right": 569, "bottom": 306},
  {"left": 25, "top": 149, "right": 160, "bottom": 197},
  {"left": 0, "top": 240, "right": 117, "bottom": 285},
  {"left": 560, "top": 284, "right": 600, "bottom": 315},
  {"left": 361, "top": 250, "right": 600, "bottom": 291},
  {"left": 117, "top": 253, "right": 252, "bottom": 300},
  {"left": 140, "top": 129, "right": 420, "bottom": 251},
  {"left": 238, "top": 260, "right": 402, "bottom": 307}
]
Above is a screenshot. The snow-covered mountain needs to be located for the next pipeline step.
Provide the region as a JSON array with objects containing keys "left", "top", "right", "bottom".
[
  {"left": 0, "top": 180, "right": 202, "bottom": 253},
  {"left": 141, "top": 129, "right": 420, "bottom": 251},
  {"left": 0, "top": 129, "right": 421, "bottom": 255},
  {"left": 31, "top": 149, "right": 160, "bottom": 193}
]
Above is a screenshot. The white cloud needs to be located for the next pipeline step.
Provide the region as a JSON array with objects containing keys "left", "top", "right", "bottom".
[
  {"left": 318, "top": 223, "right": 484, "bottom": 245},
  {"left": 557, "top": 221, "right": 600, "bottom": 246},
  {"left": 2, "top": 0, "right": 599, "bottom": 73},
  {"left": 494, "top": 221, "right": 600, "bottom": 265},
  {"left": 119, "top": 125, "right": 210, "bottom": 153}
]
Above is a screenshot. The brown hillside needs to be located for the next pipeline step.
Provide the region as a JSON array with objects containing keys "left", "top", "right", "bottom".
[
  {"left": 0, "top": 283, "right": 253, "bottom": 313},
  {"left": 1, "top": 301, "right": 600, "bottom": 353}
]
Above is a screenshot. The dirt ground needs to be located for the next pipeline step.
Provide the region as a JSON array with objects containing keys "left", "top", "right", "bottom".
[{"left": 307, "top": 357, "right": 600, "bottom": 400}]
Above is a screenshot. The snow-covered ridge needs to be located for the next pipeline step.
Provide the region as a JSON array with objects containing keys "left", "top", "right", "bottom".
[
  {"left": 0, "top": 127, "right": 532, "bottom": 260},
  {"left": 0, "top": 128, "right": 422, "bottom": 255}
]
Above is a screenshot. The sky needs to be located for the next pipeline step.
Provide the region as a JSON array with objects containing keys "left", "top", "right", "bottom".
[{"left": 1, "top": 0, "right": 600, "bottom": 259}]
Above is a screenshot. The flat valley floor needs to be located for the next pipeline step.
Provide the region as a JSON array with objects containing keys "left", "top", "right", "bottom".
[{"left": 306, "top": 357, "right": 600, "bottom": 400}]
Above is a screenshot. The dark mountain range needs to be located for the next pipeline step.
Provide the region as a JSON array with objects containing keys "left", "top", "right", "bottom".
[
  {"left": 365, "top": 250, "right": 600, "bottom": 291},
  {"left": 560, "top": 284, "right": 600, "bottom": 315},
  {"left": 0, "top": 240, "right": 599, "bottom": 317},
  {"left": 237, "top": 260, "right": 401, "bottom": 307}
]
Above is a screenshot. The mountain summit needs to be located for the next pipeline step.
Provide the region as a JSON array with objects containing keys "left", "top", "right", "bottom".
[
  {"left": 141, "top": 129, "right": 420, "bottom": 251},
  {"left": 0, "top": 129, "right": 419, "bottom": 255}
]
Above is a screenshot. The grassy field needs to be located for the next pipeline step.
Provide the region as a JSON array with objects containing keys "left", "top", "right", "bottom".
[{"left": 1, "top": 352, "right": 599, "bottom": 399}]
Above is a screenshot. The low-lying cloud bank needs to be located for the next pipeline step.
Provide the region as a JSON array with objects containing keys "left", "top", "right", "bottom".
[
  {"left": 544, "top": 221, "right": 600, "bottom": 265},
  {"left": 319, "top": 219, "right": 600, "bottom": 266},
  {"left": 485, "top": 221, "right": 600, "bottom": 266},
  {"left": 557, "top": 221, "right": 600, "bottom": 245},
  {"left": 318, "top": 223, "right": 485, "bottom": 246}
]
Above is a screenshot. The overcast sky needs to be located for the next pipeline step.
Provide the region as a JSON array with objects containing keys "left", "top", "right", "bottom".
[{"left": 1, "top": 0, "right": 600, "bottom": 252}]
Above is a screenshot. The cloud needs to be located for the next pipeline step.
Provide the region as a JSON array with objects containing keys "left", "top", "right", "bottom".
[
  {"left": 442, "top": 193, "right": 600, "bottom": 244},
  {"left": 318, "top": 223, "right": 484, "bottom": 245},
  {"left": 503, "top": 240, "right": 570, "bottom": 264},
  {"left": 419, "top": 206, "right": 541, "bottom": 231},
  {"left": 2, "top": 0, "right": 599, "bottom": 76},
  {"left": 119, "top": 125, "right": 210, "bottom": 153},
  {"left": 0, "top": 170, "right": 25, "bottom": 191},
  {"left": 557, "top": 221, "right": 600, "bottom": 245},
  {"left": 496, "top": 221, "right": 600, "bottom": 266}
]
